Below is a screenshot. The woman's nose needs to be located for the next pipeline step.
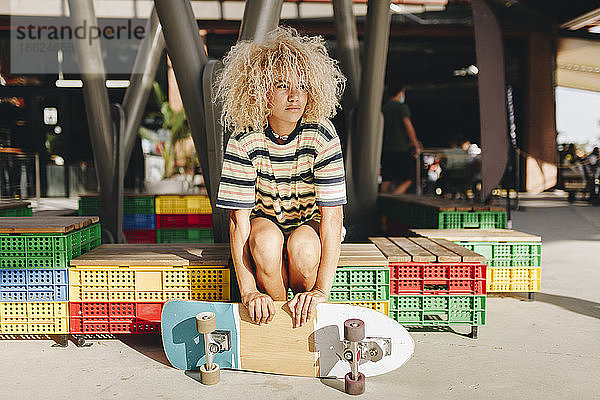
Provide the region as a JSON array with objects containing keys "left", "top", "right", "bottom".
[{"left": 288, "top": 86, "right": 301, "bottom": 100}]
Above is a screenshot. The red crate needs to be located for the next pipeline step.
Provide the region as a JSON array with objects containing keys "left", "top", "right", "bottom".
[
  {"left": 156, "top": 214, "right": 212, "bottom": 228},
  {"left": 69, "top": 302, "right": 162, "bottom": 334},
  {"left": 124, "top": 229, "right": 156, "bottom": 244},
  {"left": 390, "top": 263, "right": 486, "bottom": 295}
]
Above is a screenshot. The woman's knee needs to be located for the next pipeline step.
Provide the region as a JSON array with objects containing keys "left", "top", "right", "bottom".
[
  {"left": 287, "top": 236, "right": 320, "bottom": 279},
  {"left": 249, "top": 227, "right": 284, "bottom": 272}
]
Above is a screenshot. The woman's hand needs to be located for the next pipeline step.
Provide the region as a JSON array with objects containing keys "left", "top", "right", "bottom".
[
  {"left": 287, "top": 289, "right": 328, "bottom": 328},
  {"left": 242, "top": 291, "right": 275, "bottom": 325}
]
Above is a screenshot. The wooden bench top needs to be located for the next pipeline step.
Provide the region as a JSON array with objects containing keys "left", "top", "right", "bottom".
[
  {"left": 70, "top": 243, "right": 231, "bottom": 266},
  {"left": 410, "top": 229, "right": 541, "bottom": 242},
  {"left": 0, "top": 201, "right": 31, "bottom": 210},
  {"left": 378, "top": 194, "right": 505, "bottom": 212},
  {"left": 369, "top": 236, "right": 486, "bottom": 263},
  {"left": 0, "top": 216, "right": 99, "bottom": 233},
  {"left": 71, "top": 243, "right": 388, "bottom": 267}
]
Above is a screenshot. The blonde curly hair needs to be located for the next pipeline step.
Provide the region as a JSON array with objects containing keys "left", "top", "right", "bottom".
[{"left": 215, "top": 26, "right": 346, "bottom": 134}]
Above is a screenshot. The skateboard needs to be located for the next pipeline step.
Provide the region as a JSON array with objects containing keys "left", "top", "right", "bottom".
[{"left": 161, "top": 299, "right": 414, "bottom": 395}]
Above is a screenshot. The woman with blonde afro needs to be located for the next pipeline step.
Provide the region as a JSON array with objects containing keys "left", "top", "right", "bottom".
[{"left": 215, "top": 27, "right": 347, "bottom": 327}]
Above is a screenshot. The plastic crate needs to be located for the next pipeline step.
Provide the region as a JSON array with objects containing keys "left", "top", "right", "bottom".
[
  {"left": 0, "top": 269, "right": 68, "bottom": 301},
  {"left": 389, "top": 295, "right": 486, "bottom": 326},
  {"left": 156, "top": 228, "right": 214, "bottom": 243},
  {"left": 68, "top": 302, "right": 162, "bottom": 334},
  {"left": 78, "top": 197, "right": 99, "bottom": 216},
  {"left": 155, "top": 195, "right": 212, "bottom": 214},
  {"left": 333, "top": 300, "right": 389, "bottom": 315},
  {"left": 486, "top": 267, "right": 541, "bottom": 292},
  {"left": 438, "top": 211, "right": 506, "bottom": 229},
  {"left": 123, "top": 214, "right": 156, "bottom": 230},
  {"left": 458, "top": 242, "right": 541, "bottom": 268},
  {"left": 0, "top": 302, "right": 69, "bottom": 334},
  {"left": 0, "top": 207, "right": 32, "bottom": 217},
  {"left": 329, "top": 266, "right": 389, "bottom": 302},
  {"left": 124, "top": 229, "right": 156, "bottom": 244},
  {"left": 156, "top": 214, "right": 213, "bottom": 228},
  {"left": 68, "top": 266, "right": 230, "bottom": 302},
  {"left": 389, "top": 263, "right": 486, "bottom": 295},
  {"left": 0, "top": 250, "right": 71, "bottom": 269},
  {"left": 124, "top": 196, "right": 155, "bottom": 215}
]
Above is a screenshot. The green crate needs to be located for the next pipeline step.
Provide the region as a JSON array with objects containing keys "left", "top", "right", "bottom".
[
  {"left": 89, "top": 223, "right": 102, "bottom": 242},
  {"left": 156, "top": 228, "right": 214, "bottom": 243},
  {"left": 124, "top": 196, "right": 155, "bottom": 214},
  {"left": 438, "top": 211, "right": 506, "bottom": 229},
  {"left": 78, "top": 197, "right": 99, "bottom": 216},
  {"left": 457, "top": 241, "right": 541, "bottom": 268},
  {"left": 0, "top": 251, "right": 70, "bottom": 269},
  {"left": 389, "top": 295, "right": 486, "bottom": 326},
  {"left": 0, "top": 207, "right": 32, "bottom": 217}
]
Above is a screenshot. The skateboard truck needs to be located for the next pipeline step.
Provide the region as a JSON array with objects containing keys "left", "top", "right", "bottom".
[
  {"left": 196, "top": 312, "right": 230, "bottom": 385},
  {"left": 342, "top": 319, "right": 392, "bottom": 395}
]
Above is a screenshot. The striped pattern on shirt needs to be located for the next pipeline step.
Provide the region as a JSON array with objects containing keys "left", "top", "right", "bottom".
[{"left": 216, "top": 119, "right": 347, "bottom": 232}]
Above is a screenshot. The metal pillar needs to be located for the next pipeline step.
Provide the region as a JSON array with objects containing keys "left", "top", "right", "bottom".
[
  {"left": 122, "top": 8, "right": 165, "bottom": 168},
  {"left": 333, "top": 0, "right": 361, "bottom": 108},
  {"left": 154, "top": 0, "right": 212, "bottom": 197},
  {"left": 238, "top": 0, "right": 284, "bottom": 41},
  {"left": 68, "top": 0, "right": 123, "bottom": 242},
  {"left": 472, "top": 0, "right": 509, "bottom": 201},
  {"left": 346, "top": 0, "right": 391, "bottom": 236}
]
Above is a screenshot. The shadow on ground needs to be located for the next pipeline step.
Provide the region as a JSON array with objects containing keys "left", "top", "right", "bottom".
[{"left": 492, "top": 292, "right": 600, "bottom": 320}]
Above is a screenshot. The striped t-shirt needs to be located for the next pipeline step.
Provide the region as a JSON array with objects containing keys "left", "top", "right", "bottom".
[{"left": 216, "top": 119, "right": 347, "bottom": 232}]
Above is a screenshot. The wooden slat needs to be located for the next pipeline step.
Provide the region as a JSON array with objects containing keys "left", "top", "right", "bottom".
[
  {"left": 430, "top": 239, "right": 487, "bottom": 263},
  {"left": 239, "top": 301, "right": 317, "bottom": 377},
  {"left": 408, "top": 237, "right": 461, "bottom": 262},
  {"left": 410, "top": 229, "right": 541, "bottom": 242},
  {"left": 70, "top": 244, "right": 231, "bottom": 266},
  {"left": 368, "top": 237, "right": 411, "bottom": 263},
  {"left": 338, "top": 243, "right": 388, "bottom": 266},
  {"left": 0, "top": 216, "right": 99, "bottom": 233},
  {"left": 388, "top": 237, "right": 436, "bottom": 262}
]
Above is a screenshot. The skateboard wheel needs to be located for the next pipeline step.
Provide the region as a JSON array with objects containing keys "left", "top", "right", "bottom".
[
  {"left": 344, "top": 319, "right": 365, "bottom": 342},
  {"left": 196, "top": 312, "right": 217, "bottom": 334},
  {"left": 200, "top": 363, "right": 220, "bottom": 385},
  {"left": 344, "top": 372, "right": 365, "bottom": 395}
]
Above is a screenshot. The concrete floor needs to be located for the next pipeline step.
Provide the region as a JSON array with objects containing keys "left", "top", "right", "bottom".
[{"left": 1, "top": 193, "right": 599, "bottom": 399}]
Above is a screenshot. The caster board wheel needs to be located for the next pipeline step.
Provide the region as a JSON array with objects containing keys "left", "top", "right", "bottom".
[
  {"left": 161, "top": 300, "right": 414, "bottom": 379},
  {"left": 345, "top": 372, "right": 365, "bottom": 395},
  {"left": 200, "top": 363, "right": 220, "bottom": 385},
  {"left": 196, "top": 312, "right": 217, "bottom": 334}
]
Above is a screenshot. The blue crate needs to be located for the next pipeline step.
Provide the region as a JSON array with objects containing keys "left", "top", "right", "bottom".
[
  {"left": 123, "top": 214, "right": 156, "bottom": 230},
  {"left": 0, "top": 269, "right": 68, "bottom": 301}
]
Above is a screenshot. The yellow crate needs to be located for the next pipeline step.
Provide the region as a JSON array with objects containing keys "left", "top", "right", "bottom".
[
  {"left": 335, "top": 301, "right": 389, "bottom": 315},
  {"left": 155, "top": 195, "right": 212, "bottom": 214},
  {"left": 0, "top": 302, "right": 69, "bottom": 334},
  {"left": 69, "top": 266, "right": 230, "bottom": 302},
  {"left": 487, "top": 267, "right": 541, "bottom": 292}
]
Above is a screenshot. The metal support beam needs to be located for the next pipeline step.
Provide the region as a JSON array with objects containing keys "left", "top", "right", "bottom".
[
  {"left": 238, "top": 0, "right": 284, "bottom": 41},
  {"left": 333, "top": 0, "right": 361, "bottom": 108},
  {"left": 122, "top": 8, "right": 165, "bottom": 168},
  {"left": 68, "top": 0, "right": 123, "bottom": 242},
  {"left": 472, "top": 0, "right": 509, "bottom": 200},
  {"left": 346, "top": 0, "right": 391, "bottom": 236},
  {"left": 154, "top": 0, "right": 212, "bottom": 197}
]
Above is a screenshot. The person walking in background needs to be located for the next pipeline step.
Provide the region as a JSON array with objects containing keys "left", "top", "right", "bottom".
[{"left": 380, "top": 82, "right": 422, "bottom": 194}]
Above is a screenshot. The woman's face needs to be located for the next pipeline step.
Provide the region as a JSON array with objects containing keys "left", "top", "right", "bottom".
[{"left": 267, "top": 79, "right": 308, "bottom": 131}]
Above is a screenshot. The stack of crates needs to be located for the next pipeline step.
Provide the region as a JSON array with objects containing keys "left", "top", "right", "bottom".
[
  {"left": 78, "top": 195, "right": 157, "bottom": 243},
  {"left": 378, "top": 194, "right": 506, "bottom": 230},
  {"left": 68, "top": 243, "right": 230, "bottom": 334},
  {"left": 0, "top": 217, "right": 101, "bottom": 335},
  {"left": 155, "top": 195, "right": 214, "bottom": 243},
  {"left": 371, "top": 237, "right": 487, "bottom": 337},
  {"left": 287, "top": 243, "right": 390, "bottom": 314},
  {"left": 0, "top": 201, "right": 32, "bottom": 217},
  {"left": 411, "top": 229, "right": 541, "bottom": 294}
]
